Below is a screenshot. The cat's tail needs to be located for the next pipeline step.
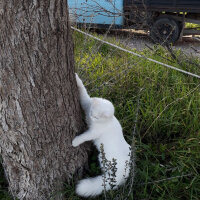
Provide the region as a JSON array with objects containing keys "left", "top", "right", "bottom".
[{"left": 76, "top": 175, "right": 107, "bottom": 197}]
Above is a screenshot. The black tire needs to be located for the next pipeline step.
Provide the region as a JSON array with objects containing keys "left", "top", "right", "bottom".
[{"left": 150, "top": 18, "right": 180, "bottom": 45}]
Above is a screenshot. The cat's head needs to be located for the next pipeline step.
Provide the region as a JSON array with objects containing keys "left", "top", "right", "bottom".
[{"left": 89, "top": 98, "right": 114, "bottom": 122}]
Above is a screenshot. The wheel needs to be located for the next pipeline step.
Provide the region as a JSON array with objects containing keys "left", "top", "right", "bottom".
[{"left": 150, "top": 18, "right": 180, "bottom": 45}]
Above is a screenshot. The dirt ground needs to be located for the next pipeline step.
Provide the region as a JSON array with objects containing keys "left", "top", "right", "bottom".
[{"left": 108, "top": 29, "right": 200, "bottom": 58}]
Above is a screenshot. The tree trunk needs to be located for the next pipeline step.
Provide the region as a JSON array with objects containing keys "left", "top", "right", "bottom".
[{"left": 0, "top": 0, "right": 88, "bottom": 199}]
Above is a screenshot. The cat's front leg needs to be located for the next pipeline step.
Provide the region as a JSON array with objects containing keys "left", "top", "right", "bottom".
[
  {"left": 72, "top": 129, "right": 99, "bottom": 147},
  {"left": 72, "top": 136, "right": 83, "bottom": 147},
  {"left": 75, "top": 73, "right": 91, "bottom": 115},
  {"left": 72, "top": 130, "right": 93, "bottom": 147}
]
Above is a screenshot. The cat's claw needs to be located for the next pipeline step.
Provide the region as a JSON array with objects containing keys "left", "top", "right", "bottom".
[{"left": 72, "top": 137, "right": 81, "bottom": 147}]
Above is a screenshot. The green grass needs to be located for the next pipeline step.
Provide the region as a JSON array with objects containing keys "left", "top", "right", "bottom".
[
  {"left": 1, "top": 30, "right": 200, "bottom": 200},
  {"left": 0, "top": 160, "right": 12, "bottom": 200},
  {"left": 185, "top": 23, "right": 200, "bottom": 30},
  {"left": 72, "top": 31, "right": 200, "bottom": 200}
]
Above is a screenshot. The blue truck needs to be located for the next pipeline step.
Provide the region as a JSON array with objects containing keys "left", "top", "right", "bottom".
[{"left": 68, "top": 0, "right": 200, "bottom": 44}]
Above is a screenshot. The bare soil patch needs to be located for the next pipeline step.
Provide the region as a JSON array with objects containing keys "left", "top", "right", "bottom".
[{"left": 106, "top": 29, "right": 200, "bottom": 58}]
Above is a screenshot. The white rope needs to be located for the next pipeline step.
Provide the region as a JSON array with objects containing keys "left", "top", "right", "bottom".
[
  {"left": 71, "top": 26, "right": 200, "bottom": 79},
  {"left": 193, "top": 36, "right": 200, "bottom": 42}
]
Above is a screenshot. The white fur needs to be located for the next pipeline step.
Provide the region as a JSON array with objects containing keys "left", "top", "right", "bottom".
[{"left": 72, "top": 74, "right": 131, "bottom": 197}]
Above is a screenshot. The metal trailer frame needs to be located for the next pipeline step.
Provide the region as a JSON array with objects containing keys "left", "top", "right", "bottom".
[
  {"left": 68, "top": 0, "right": 200, "bottom": 43},
  {"left": 123, "top": 0, "right": 200, "bottom": 42}
]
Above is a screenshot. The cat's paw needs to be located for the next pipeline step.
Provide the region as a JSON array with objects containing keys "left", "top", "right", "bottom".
[
  {"left": 72, "top": 136, "right": 81, "bottom": 147},
  {"left": 75, "top": 73, "right": 83, "bottom": 88}
]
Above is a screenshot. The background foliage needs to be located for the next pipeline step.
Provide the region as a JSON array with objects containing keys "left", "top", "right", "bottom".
[{"left": 1, "top": 30, "right": 200, "bottom": 200}]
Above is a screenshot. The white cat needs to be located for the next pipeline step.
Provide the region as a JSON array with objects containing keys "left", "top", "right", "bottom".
[{"left": 72, "top": 74, "right": 132, "bottom": 197}]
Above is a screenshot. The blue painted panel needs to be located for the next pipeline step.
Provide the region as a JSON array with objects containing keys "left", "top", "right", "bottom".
[{"left": 68, "top": 0, "right": 123, "bottom": 25}]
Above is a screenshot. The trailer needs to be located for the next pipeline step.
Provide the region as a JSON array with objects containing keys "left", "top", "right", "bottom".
[{"left": 68, "top": 0, "right": 200, "bottom": 44}]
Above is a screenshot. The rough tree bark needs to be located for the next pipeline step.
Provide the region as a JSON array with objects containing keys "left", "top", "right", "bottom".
[{"left": 0, "top": 0, "right": 88, "bottom": 199}]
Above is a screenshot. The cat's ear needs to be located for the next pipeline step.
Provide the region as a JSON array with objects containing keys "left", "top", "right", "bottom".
[
  {"left": 102, "top": 112, "right": 111, "bottom": 118},
  {"left": 101, "top": 110, "right": 114, "bottom": 119}
]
